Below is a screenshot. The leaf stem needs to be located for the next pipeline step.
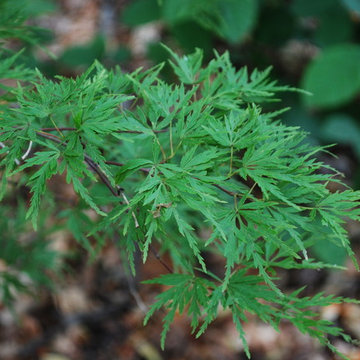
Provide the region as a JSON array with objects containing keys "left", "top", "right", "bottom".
[
  {"left": 40, "top": 127, "right": 168, "bottom": 134},
  {"left": 169, "top": 120, "right": 174, "bottom": 158}
]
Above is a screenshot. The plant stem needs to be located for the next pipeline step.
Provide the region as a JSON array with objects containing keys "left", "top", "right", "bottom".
[{"left": 41, "top": 127, "right": 168, "bottom": 134}]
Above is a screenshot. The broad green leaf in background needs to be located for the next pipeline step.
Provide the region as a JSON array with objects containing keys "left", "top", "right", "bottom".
[
  {"left": 321, "top": 114, "right": 360, "bottom": 158},
  {"left": 162, "top": 0, "right": 197, "bottom": 24},
  {"left": 302, "top": 44, "right": 360, "bottom": 109},
  {"left": 170, "top": 21, "right": 213, "bottom": 55},
  {"left": 215, "top": 0, "right": 259, "bottom": 44},
  {"left": 162, "top": 0, "right": 214, "bottom": 25},
  {"left": 341, "top": 0, "right": 360, "bottom": 13},
  {"left": 121, "top": 0, "right": 161, "bottom": 27},
  {"left": 313, "top": 4, "right": 353, "bottom": 46},
  {"left": 60, "top": 36, "right": 105, "bottom": 67},
  {"left": 122, "top": 0, "right": 258, "bottom": 45},
  {"left": 18, "top": 0, "right": 56, "bottom": 16}
]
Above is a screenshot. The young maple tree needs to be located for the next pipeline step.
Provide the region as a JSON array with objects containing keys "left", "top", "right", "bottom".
[{"left": 0, "top": 2, "right": 359, "bottom": 358}]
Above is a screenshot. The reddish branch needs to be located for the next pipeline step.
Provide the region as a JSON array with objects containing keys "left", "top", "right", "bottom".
[
  {"left": 41, "top": 127, "right": 168, "bottom": 134},
  {"left": 105, "top": 160, "right": 151, "bottom": 174},
  {"left": 213, "top": 184, "right": 236, "bottom": 197},
  {"left": 85, "top": 157, "right": 118, "bottom": 197}
]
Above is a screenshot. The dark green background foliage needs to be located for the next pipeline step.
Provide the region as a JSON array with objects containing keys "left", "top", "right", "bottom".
[{"left": 1, "top": 1, "right": 360, "bottom": 359}]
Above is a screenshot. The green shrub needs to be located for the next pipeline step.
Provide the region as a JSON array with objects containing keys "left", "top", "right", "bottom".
[{"left": 1, "top": 3, "right": 359, "bottom": 359}]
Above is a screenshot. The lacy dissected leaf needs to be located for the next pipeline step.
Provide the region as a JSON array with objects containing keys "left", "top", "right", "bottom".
[{"left": 143, "top": 274, "right": 215, "bottom": 349}]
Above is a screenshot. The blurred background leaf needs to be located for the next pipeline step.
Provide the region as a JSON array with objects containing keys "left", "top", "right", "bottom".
[
  {"left": 121, "top": 0, "right": 161, "bottom": 27},
  {"left": 301, "top": 45, "right": 360, "bottom": 109},
  {"left": 59, "top": 36, "right": 106, "bottom": 67},
  {"left": 214, "top": 0, "right": 258, "bottom": 43},
  {"left": 341, "top": 0, "right": 360, "bottom": 13},
  {"left": 321, "top": 114, "right": 360, "bottom": 157}
]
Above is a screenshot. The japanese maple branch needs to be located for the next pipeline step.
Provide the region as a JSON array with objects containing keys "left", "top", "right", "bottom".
[
  {"left": 4, "top": 127, "right": 249, "bottom": 198},
  {"left": 84, "top": 158, "right": 172, "bottom": 272},
  {"left": 41, "top": 127, "right": 168, "bottom": 134},
  {"left": 37, "top": 130, "right": 240, "bottom": 197},
  {"left": 36, "top": 130, "right": 173, "bottom": 273}
]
